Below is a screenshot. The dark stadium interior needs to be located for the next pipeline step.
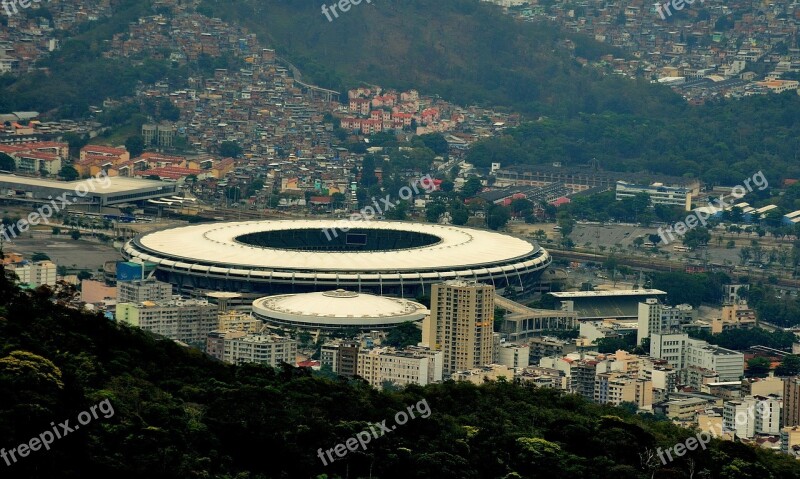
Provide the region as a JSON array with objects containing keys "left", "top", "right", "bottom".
[{"left": 234, "top": 228, "right": 442, "bottom": 252}]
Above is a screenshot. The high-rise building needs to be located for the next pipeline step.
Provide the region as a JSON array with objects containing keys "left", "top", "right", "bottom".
[
  {"left": 723, "top": 395, "right": 782, "bottom": 439},
  {"left": 637, "top": 299, "right": 694, "bottom": 344},
  {"left": 784, "top": 377, "right": 800, "bottom": 427},
  {"left": 424, "top": 281, "right": 495, "bottom": 377}
]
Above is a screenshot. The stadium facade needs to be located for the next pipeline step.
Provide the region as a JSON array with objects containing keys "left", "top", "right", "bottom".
[{"left": 122, "top": 220, "right": 552, "bottom": 298}]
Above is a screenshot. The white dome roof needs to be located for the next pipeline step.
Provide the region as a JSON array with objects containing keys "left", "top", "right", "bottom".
[{"left": 252, "top": 289, "right": 428, "bottom": 328}]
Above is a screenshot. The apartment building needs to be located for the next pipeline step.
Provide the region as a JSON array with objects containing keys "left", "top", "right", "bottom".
[
  {"left": 528, "top": 336, "right": 576, "bottom": 364},
  {"left": 637, "top": 299, "right": 694, "bottom": 343},
  {"left": 572, "top": 360, "right": 599, "bottom": 401},
  {"left": 781, "top": 426, "right": 800, "bottom": 457},
  {"left": 209, "top": 332, "right": 296, "bottom": 367},
  {"left": 594, "top": 372, "right": 653, "bottom": 408},
  {"left": 723, "top": 395, "right": 782, "bottom": 439},
  {"left": 7, "top": 260, "right": 57, "bottom": 287},
  {"left": 117, "top": 278, "right": 172, "bottom": 303},
  {"left": 217, "top": 310, "right": 263, "bottom": 333},
  {"left": 424, "top": 281, "right": 495, "bottom": 377},
  {"left": 357, "top": 346, "right": 443, "bottom": 388},
  {"left": 320, "top": 341, "right": 362, "bottom": 378},
  {"left": 116, "top": 298, "right": 218, "bottom": 346},
  {"left": 650, "top": 332, "right": 689, "bottom": 369},
  {"left": 651, "top": 333, "right": 744, "bottom": 382},
  {"left": 784, "top": 377, "right": 800, "bottom": 427},
  {"left": 497, "top": 343, "right": 530, "bottom": 368},
  {"left": 452, "top": 364, "right": 514, "bottom": 384}
]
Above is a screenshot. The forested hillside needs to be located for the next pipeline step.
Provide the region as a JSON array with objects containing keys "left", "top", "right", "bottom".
[
  {"left": 1, "top": 269, "right": 800, "bottom": 478},
  {"left": 465, "top": 94, "right": 800, "bottom": 183}
]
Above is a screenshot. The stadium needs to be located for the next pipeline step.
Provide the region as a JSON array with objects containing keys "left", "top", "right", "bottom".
[
  {"left": 122, "top": 219, "right": 552, "bottom": 298},
  {"left": 252, "top": 289, "right": 429, "bottom": 331}
]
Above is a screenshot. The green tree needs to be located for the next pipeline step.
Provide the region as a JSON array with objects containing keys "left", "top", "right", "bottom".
[
  {"left": 0, "top": 153, "right": 15, "bottom": 171},
  {"left": 219, "top": 141, "right": 242, "bottom": 158},
  {"left": 461, "top": 177, "right": 483, "bottom": 198},
  {"left": 418, "top": 133, "right": 449, "bottom": 155},
  {"left": 58, "top": 166, "right": 79, "bottom": 181},
  {"left": 487, "top": 205, "right": 511, "bottom": 230},
  {"left": 746, "top": 357, "right": 771, "bottom": 376},
  {"left": 426, "top": 202, "right": 446, "bottom": 223},
  {"left": 451, "top": 208, "right": 469, "bottom": 225},
  {"left": 384, "top": 322, "right": 422, "bottom": 348},
  {"left": 684, "top": 227, "right": 711, "bottom": 249},
  {"left": 776, "top": 355, "right": 800, "bottom": 376},
  {"left": 124, "top": 135, "right": 145, "bottom": 158},
  {"left": 70, "top": 230, "right": 81, "bottom": 240}
]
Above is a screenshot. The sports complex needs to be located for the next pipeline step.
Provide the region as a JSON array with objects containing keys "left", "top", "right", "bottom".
[{"left": 122, "top": 220, "right": 552, "bottom": 298}]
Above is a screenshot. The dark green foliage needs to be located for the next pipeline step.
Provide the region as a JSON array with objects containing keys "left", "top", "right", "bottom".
[
  {"left": 219, "top": 141, "right": 242, "bottom": 158},
  {"left": 465, "top": 96, "right": 800, "bottom": 183},
  {"left": 124, "top": 136, "right": 145, "bottom": 158},
  {"left": 384, "top": 322, "right": 422, "bottom": 349},
  {"left": 689, "top": 328, "right": 796, "bottom": 351},
  {"left": 650, "top": 271, "right": 730, "bottom": 306},
  {"left": 0, "top": 153, "right": 15, "bottom": 171},
  {"left": 0, "top": 268, "right": 798, "bottom": 477}
]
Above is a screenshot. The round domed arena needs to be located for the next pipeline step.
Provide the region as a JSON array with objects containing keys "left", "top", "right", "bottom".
[
  {"left": 252, "top": 289, "right": 428, "bottom": 331},
  {"left": 122, "top": 220, "right": 551, "bottom": 298}
]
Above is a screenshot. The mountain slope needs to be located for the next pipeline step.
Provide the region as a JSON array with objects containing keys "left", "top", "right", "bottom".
[
  {"left": 200, "top": 0, "right": 684, "bottom": 119},
  {"left": 2, "top": 273, "right": 800, "bottom": 478}
]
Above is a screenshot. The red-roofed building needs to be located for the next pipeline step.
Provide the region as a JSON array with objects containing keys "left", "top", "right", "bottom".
[
  {"left": 14, "top": 151, "right": 62, "bottom": 175},
  {"left": 137, "top": 166, "right": 210, "bottom": 181},
  {"left": 80, "top": 145, "right": 130, "bottom": 163},
  {"left": 0, "top": 142, "right": 68, "bottom": 175}
]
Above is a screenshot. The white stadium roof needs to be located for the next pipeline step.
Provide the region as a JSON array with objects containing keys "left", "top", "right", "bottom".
[
  {"left": 131, "top": 220, "right": 538, "bottom": 272},
  {"left": 252, "top": 289, "right": 428, "bottom": 327}
]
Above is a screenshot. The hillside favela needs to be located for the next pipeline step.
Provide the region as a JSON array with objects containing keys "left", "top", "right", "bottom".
[{"left": 4, "top": 0, "right": 800, "bottom": 477}]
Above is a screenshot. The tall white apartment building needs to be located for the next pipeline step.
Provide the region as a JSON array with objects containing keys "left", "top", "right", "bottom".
[
  {"left": 637, "top": 299, "right": 693, "bottom": 344},
  {"left": 424, "top": 280, "right": 495, "bottom": 377},
  {"left": 723, "top": 395, "right": 782, "bottom": 439}
]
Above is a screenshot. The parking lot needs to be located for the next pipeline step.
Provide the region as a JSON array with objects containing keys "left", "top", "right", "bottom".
[{"left": 6, "top": 233, "right": 123, "bottom": 274}]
